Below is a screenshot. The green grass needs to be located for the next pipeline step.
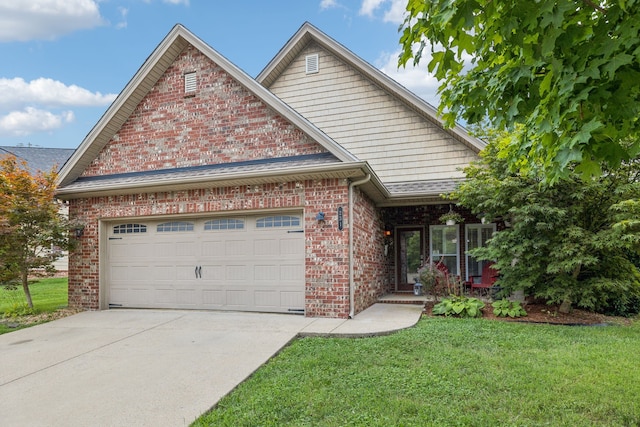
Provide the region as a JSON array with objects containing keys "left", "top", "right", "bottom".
[
  {"left": 194, "top": 317, "right": 640, "bottom": 427},
  {"left": 0, "top": 277, "right": 68, "bottom": 334}
]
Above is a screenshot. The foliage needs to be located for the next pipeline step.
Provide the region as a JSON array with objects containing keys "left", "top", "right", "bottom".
[
  {"left": 417, "top": 261, "right": 446, "bottom": 295},
  {"left": 0, "top": 155, "right": 72, "bottom": 308},
  {"left": 0, "top": 278, "right": 69, "bottom": 334},
  {"left": 492, "top": 299, "right": 527, "bottom": 318},
  {"left": 195, "top": 319, "right": 640, "bottom": 426},
  {"left": 432, "top": 295, "right": 485, "bottom": 318},
  {"left": 450, "top": 132, "right": 640, "bottom": 314},
  {"left": 399, "top": 0, "right": 640, "bottom": 181},
  {"left": 438, "top": 211, "right": 464, "bottom": 224}
]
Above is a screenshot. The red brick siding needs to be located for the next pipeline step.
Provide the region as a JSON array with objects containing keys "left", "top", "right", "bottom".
[
  {"left": 352, "top": 187, "right": 389, "bottom": 314},
  {"left": 67, "top": 179, "right": 353, "bottom": 318},
  {"left": 82, "top": 45, "right": 325, "bottom": 177},
  {"left": 303, "top": 179, "right": 350, "bottom": 318}
]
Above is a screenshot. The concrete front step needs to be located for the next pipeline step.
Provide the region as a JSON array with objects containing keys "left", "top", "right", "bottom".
[{"left": 378, "top": 293, "right": 430, "bottom": 305}]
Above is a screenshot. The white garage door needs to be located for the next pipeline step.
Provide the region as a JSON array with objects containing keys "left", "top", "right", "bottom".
[{"left": 106, "top": 213, "right": 305, "bottom": 313}]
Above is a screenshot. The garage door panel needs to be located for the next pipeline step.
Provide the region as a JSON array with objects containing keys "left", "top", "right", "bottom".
[
  {"left": 176, "top": 289, "right": 197, "bottom": 305},
  {"left": 226, "top": 290, "right": 248, "bottom": 306},
  {"left": 225, "top": 264, "right": 248, "bottom": 281},
  {"left": 254, "top": 290, "right": 278, "bottom": 307},
  {"left": 110, "top": 241, "right": 152, "bottom": 260},
  {"left": 154, "top": 288, "right": 175, "bottom": 304},
  {"left": 280, "top": 237, "right": 304, "bottom": 255},
  {"left": 254, "top": 238, "right": 276, "bottom": 256},
  {"left": 107, "top": 214, "right": 304, "bottom": 313},
  {"left": 280, "top": 264, "right": 304, "bottom": 281},
  {"left": 201, "top": 240, "right": 224, "bottom": 257},
  {"left": 225, "top": 240, "right": 249, "bottom": 257},
  {"left": 202, "top": 290, "right": 224, "bottom": 306},
  {"left": 280, "top": 291, "right": 305, "bottom": 310},
  {"left": 151, "top": 265, "right": 176, "bottom": 281},
  {"left": 254, "top": 265, "right": 279, "bottom": 281}
]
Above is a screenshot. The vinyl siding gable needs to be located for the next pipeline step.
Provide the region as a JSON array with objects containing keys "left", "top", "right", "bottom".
[{"left": 267, "top": 42, "right": 478, "bottom": 183}]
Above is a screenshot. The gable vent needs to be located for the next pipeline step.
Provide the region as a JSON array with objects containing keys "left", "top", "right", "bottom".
[
  {"left": 184, "top": 71, "right": 197, "bottom": 93},
  {"left": 305, "top": 54, "right": 319, "bottom": 74}
]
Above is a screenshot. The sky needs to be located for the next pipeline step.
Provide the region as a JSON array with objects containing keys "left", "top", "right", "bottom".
[{"left": 0, "top": 0, "right": 441, "bottom": 149}]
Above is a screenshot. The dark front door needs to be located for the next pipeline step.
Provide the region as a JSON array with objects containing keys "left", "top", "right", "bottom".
[{"left": 396, "top": 227, "right": 424, "bottom": 291}]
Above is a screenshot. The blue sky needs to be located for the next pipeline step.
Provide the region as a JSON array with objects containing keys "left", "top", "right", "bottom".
[{"left": 0, "top": 0, "right": 440, "bottom": 149}]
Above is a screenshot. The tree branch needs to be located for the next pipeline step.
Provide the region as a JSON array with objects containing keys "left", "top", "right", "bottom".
[{"left": 582, "top": 0, "right": 607, "bottom": 14}]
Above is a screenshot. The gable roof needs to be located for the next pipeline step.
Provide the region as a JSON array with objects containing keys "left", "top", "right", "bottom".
[
  {"left": 0, "top": 146, "right": 74, "bottom": 173},
  {"left": 257, "top": 22, "right": 485, "bottom": 155},
  {"left": 56, "top": 24, "right": 362, "bottom": 191}
]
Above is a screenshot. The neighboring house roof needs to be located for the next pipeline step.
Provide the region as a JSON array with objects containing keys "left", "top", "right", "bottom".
[
  {"left": 0, "top": 146, "right": 74, "bottom": 173},
  {"left": 56, "top": 24, "right": 366, "bottom": 194}
]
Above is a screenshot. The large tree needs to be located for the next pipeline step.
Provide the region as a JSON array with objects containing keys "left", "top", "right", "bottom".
[
  {"left": 452, "top": 130, "right": 640, "bottom": 315},
  {"left": 0, "top": 155, "right": 71, "bottom": 309},
  {"left": 399, "top": 0, "right": 640, "bottom": 181}
]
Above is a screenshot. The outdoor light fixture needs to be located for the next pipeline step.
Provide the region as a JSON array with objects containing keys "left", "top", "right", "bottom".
[
  {"left": 73, "top": 225, "right": 85, "bottom": 238},
  {"left": 316, "top": 211, "right": 325, "bottom": 222}
]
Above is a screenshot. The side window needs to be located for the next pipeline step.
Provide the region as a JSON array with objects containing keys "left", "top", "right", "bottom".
[
  {"left": 204, "top": 219, "right": 245, "bottom": 230},
  {"left": 256, "top": 215, "right": 301, "bottom": 228},
  {"left": 113, "top": 224, "right": 147, "bottom": 234},
  {"left": 429, "top": 225, "right": 460, "bottom": 275},
  {"left": 156, "top": 221, "right": 195, "bottom": 232}
]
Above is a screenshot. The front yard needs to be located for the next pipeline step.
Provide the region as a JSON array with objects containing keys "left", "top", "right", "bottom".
[
  {"left": 194, "top": 317, "right": 640, "bottom": 426},
  {"left": 0, "top": 277, "right": 73, "bottom": 334}
]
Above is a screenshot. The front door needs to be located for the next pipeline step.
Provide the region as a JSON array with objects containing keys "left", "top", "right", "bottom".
[{"left": 396, "top": 227, "right": 424, "bottom": 291}]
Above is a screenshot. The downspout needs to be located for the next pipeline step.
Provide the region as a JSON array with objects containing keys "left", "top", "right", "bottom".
[{"left": 348, "top": 174, "right": 371, "bottom": 318}]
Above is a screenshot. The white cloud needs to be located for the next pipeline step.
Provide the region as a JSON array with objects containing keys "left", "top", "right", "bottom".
[
  {"left": 163, "top": 0, "right": 189, "bottom": 4},
  {"left": 320, "top": 0, "right": 339, "bottom": 9},
  {"left": 359, "top": 0, "right": 385, "bottom": 17},
  {"left": 0, "top": 78, "right": 116, "bottom": 137},
  {"left": 0, "top": 0, "right": 105, "bottom": 42},
  {"left": 0, "top": 78, "right": 117, "bottom": 109},
  {"left": 359, "top": 0, "right": 405, "bottom": 24},
  {"left": 115, "top": 7, "right": 128, "bottom": 30},
  {"left": 0, "top": 107, "right": 74, "bottom": 137},
  {"left": 376, "top": 50, "right": 441, "bottom": 108}
]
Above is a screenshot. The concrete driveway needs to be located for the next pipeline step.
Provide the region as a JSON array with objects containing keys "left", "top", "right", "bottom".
[{"left": 0, "top": 305, "right": 422, "bottom": 426}]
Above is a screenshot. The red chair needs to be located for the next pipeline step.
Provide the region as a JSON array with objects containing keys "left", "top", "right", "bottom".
[{"left": 469, "top": 262, "right": 499, "bottom": 296}]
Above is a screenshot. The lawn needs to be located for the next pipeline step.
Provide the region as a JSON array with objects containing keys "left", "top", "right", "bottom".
[
  {"left": 0, "top": 277, "right": 68, "bottom": 334},
  {"left": 194, "top": 317, "right": 640, "bottom": 427}
]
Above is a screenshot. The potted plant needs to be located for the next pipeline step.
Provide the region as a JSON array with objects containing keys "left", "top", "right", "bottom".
[{"left": 439, "top": 211, "right": 464, "bottom": 226}]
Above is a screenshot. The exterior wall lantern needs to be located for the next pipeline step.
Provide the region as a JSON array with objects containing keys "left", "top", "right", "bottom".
[
  {"left": 315, "top": 211, "right": 325, "bottom": 223},
  {"left": 73, "top": 224, "right": 85, "bottom": 238}
]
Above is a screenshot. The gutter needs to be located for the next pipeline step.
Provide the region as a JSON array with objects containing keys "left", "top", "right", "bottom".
[{"left": 348, "top": 173, "right": 371, "bottom": 318}]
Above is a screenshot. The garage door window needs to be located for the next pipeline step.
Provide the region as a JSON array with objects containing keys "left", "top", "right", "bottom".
[
  {"left": 257, "top": 215, "right": 301, "bottom": 228},
  {"left": 113, "top": 223, "right": 147, "bottom": 234},
  {"left": 204, "top": 218, "right": 245, "bottom": 230},
  {"left": 157, "top": 221, "right": 194, "bottom": 232}
]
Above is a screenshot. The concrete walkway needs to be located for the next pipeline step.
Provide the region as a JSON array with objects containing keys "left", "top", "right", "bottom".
[{"left": 0, "top": 303, "right": 422, "bottom": 426}]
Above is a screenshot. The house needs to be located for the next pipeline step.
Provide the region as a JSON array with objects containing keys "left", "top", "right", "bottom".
[
  {"left": 0, "top": 146, "right": 74, "bottom": 174},
  {"left": 55, "top": 23, "right": 495, "bottom": 318}
]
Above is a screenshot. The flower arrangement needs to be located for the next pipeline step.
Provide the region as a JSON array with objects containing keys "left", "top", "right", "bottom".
[{"left": 439, "top": 211, "right": 464, "bottom": 225}]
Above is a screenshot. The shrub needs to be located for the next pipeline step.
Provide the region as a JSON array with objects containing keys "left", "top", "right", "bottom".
[
  {"left": 491, "top": 299, "right": 527, "bottom": 318},
  {"left": 433, "top": 295, "right": 485, "bottom": 318}
]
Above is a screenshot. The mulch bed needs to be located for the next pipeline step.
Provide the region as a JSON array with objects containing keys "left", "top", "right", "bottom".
[
  {"left": 423, "top": 300, "right": 635, "bottom": 326},
  {"left": 1, "top": 308, "right": 82, "bottom": 329}
]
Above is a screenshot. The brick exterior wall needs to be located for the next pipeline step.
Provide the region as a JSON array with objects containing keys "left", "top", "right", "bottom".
[
  {"left": 68, "top": 179, "right": 356, "bottom": 317},
  {"left": 66, "top": 42, "right": 368, "bottom": 318},
  {"left": 81, "top": 45, "right": 325, "bottom": 178},
  {"left": 352, "top": 187, "right": 390, "bottom": 314}
]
